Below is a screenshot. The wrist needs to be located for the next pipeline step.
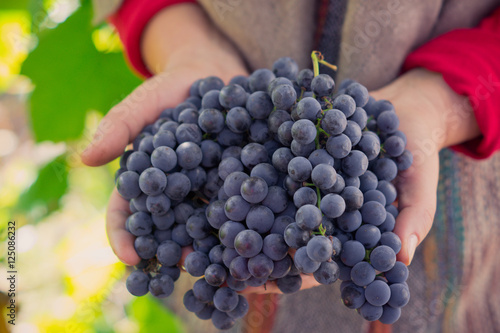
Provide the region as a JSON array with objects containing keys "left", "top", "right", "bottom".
[
  {"left": 141, "top": 3, "right": 247, "bottom": 79},
  {"left": 371, "top": 69, "right": 479, "bottom": 151},
  {"left": 413, "top": 69, "right": 479, "bottom": 149}
]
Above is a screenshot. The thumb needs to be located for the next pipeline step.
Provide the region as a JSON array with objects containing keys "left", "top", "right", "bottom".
[{"left": 392, "top": 153, "right": 439, "bottom": 265}]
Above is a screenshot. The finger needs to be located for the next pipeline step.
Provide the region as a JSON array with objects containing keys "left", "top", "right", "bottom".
[
  {"left": 178, "top": 245, "right": 195, "bottom": 270},
  {"left": 392, "top": 154, "right": 439, "bottom": 265},
  {"left": 81, "top": 71, "right": 192, "bottom": 167},
  {"left": 106, "top": 188, "right": 141, "bottom": 266}
]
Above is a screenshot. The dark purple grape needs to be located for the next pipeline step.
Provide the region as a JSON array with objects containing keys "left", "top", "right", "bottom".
[
  {"left": 148, "top": 274, "right": 174, "bottom": 298},
  {"left": 311, "top": 74, "right": 334, "bottom": 97},
  {"left": 116, "top": 171, "right": 141, "bottom": 200},
  {"left": 234, "top": 230, "right": 263, "bottom": 258},
  {"left": 126, "top": 270, "right": 150, "bottom": 296},
  {"left": 276, "top": 275, "right": 302, "bottom": 294},
  {"left": 219, "top": 84, "right": 247, "bottom": 109}
]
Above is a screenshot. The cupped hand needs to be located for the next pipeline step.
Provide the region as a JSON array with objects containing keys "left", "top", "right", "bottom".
[
  {"left": 82, "top": 58, "right": 247, "bottom": 266},
  {"left": 82, "top": 2, "right": 248, "bottom": 267},
  {"left": 371, "top": 68, "right": 478, "bottom": 266},
  {"left": 370, "top": 71, "right": 442, "bottom": 267},
  {"left": 241, "top": 68, "right": 476, "bottom": 295}
]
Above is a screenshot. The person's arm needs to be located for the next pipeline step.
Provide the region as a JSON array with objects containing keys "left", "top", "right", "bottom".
[
  {"left": 403, "top": 6, "right": 500, "bottom": 159},
  {"left": 140, "top": 3, "right": 246, "bottom": 77},
  {"left": 82, "top": 3, "right": 247, "bottom": 265},
  {"left": 371, "top": 7, "right": 500, "bottom": 267},
  {"left": 108, "top": 0, "right": 196, "bottom": 78},
  {"left": 370, "top": 69, "right": 480, "bottom": 266}
]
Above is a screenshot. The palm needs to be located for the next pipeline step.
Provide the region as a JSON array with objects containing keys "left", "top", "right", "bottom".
[{"left": 83, "top": 65, "right": 247, "bottom": 266}]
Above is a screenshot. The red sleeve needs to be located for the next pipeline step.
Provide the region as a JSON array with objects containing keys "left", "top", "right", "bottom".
[
  {"left": 403, "top": 7, "right": 500, "bottom": 159},
  {"left": 109, "top": 0, "right": 196, "bottom": 78}
]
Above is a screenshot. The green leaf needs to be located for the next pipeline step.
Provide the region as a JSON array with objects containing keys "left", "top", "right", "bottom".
[
  {"left": 16, "top": 155, "right": 68, "bottom": 219},
  {"left": 129, "top": 295, "right": 184, "bottom": 333},
  {"left": 21, "top": 1, "right": 142, "bottom": 142},
  {"left": 0, "top": 0, "right": 31, "bottom": 10}
]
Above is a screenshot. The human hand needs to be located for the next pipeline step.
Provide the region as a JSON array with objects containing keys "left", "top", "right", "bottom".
[
  {"left": 242, "top": 68, "right": 480, "bottom": 295},
  {"left": 81, "top": 3, "right": 247, "bottom": 266},
  {"left": 371, "top": 68, "right": 479, "bottom": 266}
]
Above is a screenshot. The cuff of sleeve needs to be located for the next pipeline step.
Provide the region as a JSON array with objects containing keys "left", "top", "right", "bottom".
[
  {"left": 109, "top": 0, "right": 196, "bottom": 78},
  {"left": 402, "top": 13, "right": 500, "bottom": 159}
]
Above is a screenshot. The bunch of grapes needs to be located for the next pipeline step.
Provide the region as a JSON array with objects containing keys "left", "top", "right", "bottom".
[{"left": 115, "top": 54, "right": 413, "bottom": 329}]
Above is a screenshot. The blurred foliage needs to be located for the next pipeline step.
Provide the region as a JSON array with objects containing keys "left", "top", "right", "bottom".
[
  {"left": 21, "top": 0, "right": 142, "bottom": 142},
  {"left": 129, "top": 296, "right": 185, "bottom": 333},
  {"left": 2, "top": 0, "right": 31, "bottom": 9},
  {"left": 0, "top": 0, "right": 183, "bottom": 332},
  {"left": 0, "top": 9, "right": 31, "bottom": 90},
  {"left": 3, "top": 0, "right": 141, "bottom": 220},
  {"left": 16, "top": 154, "right": 68, "bottom": 220}
]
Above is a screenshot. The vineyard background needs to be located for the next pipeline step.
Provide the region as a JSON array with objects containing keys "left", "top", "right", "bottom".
[{"left": 0, "top": 1, "right": 185, "bottom": 331}]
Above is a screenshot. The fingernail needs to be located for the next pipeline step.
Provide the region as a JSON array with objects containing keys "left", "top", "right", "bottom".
[{"left": 407, "top": 234, "right": 418, "bottom": 264}]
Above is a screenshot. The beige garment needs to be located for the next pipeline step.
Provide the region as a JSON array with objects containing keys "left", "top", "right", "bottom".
[
  {"left": 197, "top": 0, "right": 498, "bottom": 89},
  {"left": 93, "top": 0, "right": 499, "bottom": 90}
]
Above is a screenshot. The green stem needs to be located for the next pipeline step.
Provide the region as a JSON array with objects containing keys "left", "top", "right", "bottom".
[
  {"left": 313, "top": 185, "right": 326, "bottom": 236},
  {"left": 311, "top": 51, "right": 320, "bottom": 77},
  {"left": 323, "top": 96, "right": 333, "bottom": 109},
  {"left": 311, "top": 51, "right": 338, "bottom": 77},
  {"left": 318, "top": 224, "right": 326, "bottom": 236},
  {"left": 364, "top": 249, "right": 373, "bottom": 262},
  {"left": 314, "top": 119, "right": 329, "bottom": 149},
  {"left": 318, "top": 59, "right": 338, "bottom": 72},
  {"left": 380, "top": 144, "right": 386, "bottom": 154},
  {"left": 318, "top": 127, "right": 329, "bottom": 137},
  {"left": 298, "top": 87, "right": 305, "bottom": 101},
  {"left": 316, "top": 186, "right": 321, "bottom": 209}
]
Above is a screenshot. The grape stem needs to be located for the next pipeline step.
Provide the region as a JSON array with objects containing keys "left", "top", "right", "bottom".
[
  {"left": 298, "top": 87, "right": 306, "bottom": 101},
  {"left": 314, "top": 186, "right": 327, "bottom": 236},
  {"left": 322, "top": 97, "right": 333, "bottom": 109},
  {"left": 311, "top": 50, "right": 338, "bottom": 78},
  {"left": 318, "top": 127, "right": 329, "bottom": 137},
  {"left": 314, "top": 118, "right": 329, "bottom": 149},
  {"left": 312, "top": 51, "right": 320, "bottom": 77},
  {"left": 193, "top": 195, "right": 210, "bottom": 205},
  {"left": 313, "top": 226, "right": 326, "bottom": 237},
  {"left": 316, "top": 187, "right": 321, "bottom": 207},
  {"left": 364, "top": 249, "right": 373, "bottom": 262}
]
